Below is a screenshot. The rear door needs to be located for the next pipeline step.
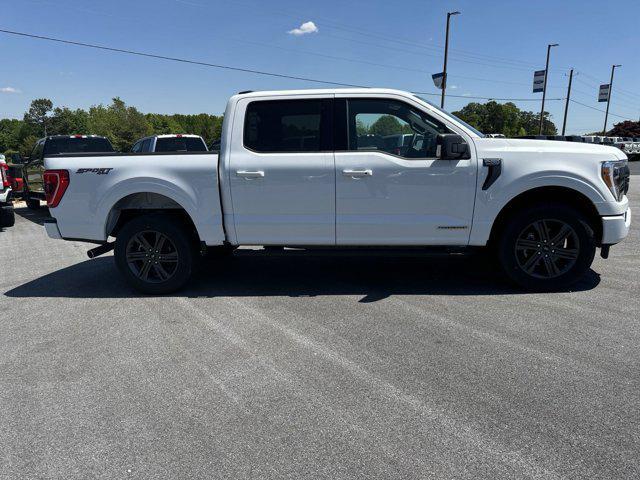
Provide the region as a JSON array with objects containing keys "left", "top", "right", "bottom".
[
  {"left": 228, "top": 95, "right": 335, "bottom": 245},
  {"left": 334, "top": 95, "right": 477, "bottom": 245}
]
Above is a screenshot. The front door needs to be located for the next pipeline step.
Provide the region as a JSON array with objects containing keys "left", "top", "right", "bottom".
[
  {"left": 228, "top": 96, "right": 335, "bottom": 245},
  {"left": 335, "top": 96, "right": 477, "bottom": 245}
]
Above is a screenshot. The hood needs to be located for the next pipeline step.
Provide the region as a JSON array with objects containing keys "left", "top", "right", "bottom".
[{"left": 474, "top": 138, "right": 627, "bottom": 161}]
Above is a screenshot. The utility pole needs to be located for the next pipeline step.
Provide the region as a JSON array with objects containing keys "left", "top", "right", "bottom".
[
  {"left": 561, "top": 69, "right": 574, "bottom": 136},
  {"left": 602, "top": 64, "right": 622, "bottom": 135},
  {"left": 441, "top": 11, "right": 460, "bottom": 109},
  {"left": 539, "top": 43, "right": 559, "bottom": 134}
]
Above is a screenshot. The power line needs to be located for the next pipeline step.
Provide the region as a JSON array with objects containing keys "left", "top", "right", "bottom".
[
  {"left": 0, "top": 28, "right": 568, "bottom": 104},
  {"left": 569, "top": 99, "right": 630, "bottom": 120},
  {"left": 413, "top": 92, "right": 564, "bottom": 102},
  {"left": 0, "top": 28, "right": 367, "bottom": 88}
]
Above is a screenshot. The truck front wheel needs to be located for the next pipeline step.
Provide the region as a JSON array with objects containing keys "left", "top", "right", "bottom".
[
  {"left": 114, "top": 214, "right": 195, "bottom": 294},
  {"left": 497, "top": 204, "right": 596, "bottom": 291}
]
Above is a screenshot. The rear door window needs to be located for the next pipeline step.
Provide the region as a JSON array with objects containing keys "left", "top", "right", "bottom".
[
  {"left": 243, "top": 99, "right": 331, "bottom": 153},
  {"left": 154, "top": 137, "right": 208, "bottom": 152},
  {"left": 141, "top": 139, "right": 152, "bottom": 152}
]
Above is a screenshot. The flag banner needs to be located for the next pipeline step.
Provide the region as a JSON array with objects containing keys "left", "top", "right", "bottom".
[
  {"left": 598, "top": 84, "right": 610, "bottom": 102},
  {"left": 432, "top": 72, "right": 445, "bottom": 90},
  {"left": 533, "top": 70, "right": 546, "bottom": 93}
]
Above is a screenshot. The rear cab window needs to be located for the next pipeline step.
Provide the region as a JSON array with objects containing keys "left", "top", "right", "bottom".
[
  {"left": 43, "top": 137, "right": 114, "bottom": 155},
  {"left": 154, "top": 137, "right": 208, "bottom": 152}
]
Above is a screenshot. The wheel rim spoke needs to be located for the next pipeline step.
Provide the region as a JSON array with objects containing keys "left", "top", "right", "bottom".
[
  {"left": 542, "top": 255, "right": 560, "bottom": 276},
  {"left": 138, "top": 260, "right": 153, "bottom": 280},
  {"left": 516, "top": 238, "right": 540, "bottom": 250},
  {"left": 552, "top": 248, "right": 579, "bottom": 260},
  {"left": 522, "top": 253, "right": 542, "bottom": 273},
  {"left": 159, "top": 252, "right": 178, "bottom": 262},
  {"left": 550, "top": 225, "right": 571, "bottom": 246},
  {"left": 126, "top": 251, "right": 148, "bottom": 261},
  {"left": 134, "top": 233, "right": 153, "bottom": 251},
  {"left": 153, "top": 264, "right": 170, "bottom": 281}
]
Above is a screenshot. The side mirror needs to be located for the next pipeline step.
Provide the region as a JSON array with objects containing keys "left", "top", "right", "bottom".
[{"left": 437, "top": 134, "right": 470, "bottom": 160}]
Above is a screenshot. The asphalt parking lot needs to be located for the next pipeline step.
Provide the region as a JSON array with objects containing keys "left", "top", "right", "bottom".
[{"left": 1, "top": 181, "right": 638, "bottom": 479}]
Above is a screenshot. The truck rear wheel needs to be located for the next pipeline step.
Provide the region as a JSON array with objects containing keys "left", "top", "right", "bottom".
[
  {"left": 497, "top": 204, "right": 596, "bottom": 291},
  {"left": 114, "top": 214, "right": 195, "bottom": 294}
]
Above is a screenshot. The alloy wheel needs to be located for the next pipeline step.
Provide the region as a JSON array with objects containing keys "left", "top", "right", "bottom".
[
  {"left": 125, "top": 230, "right": 179, "bottom": 283},
  {"left": 514, "top": 219, "right": 580, "bottom": 279}
]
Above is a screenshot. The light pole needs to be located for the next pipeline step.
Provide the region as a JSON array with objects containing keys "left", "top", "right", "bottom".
[
  {"left": 441, "top": 11, "right": 460, "bottom": 109},
  {"left": 539, "top": 43, "right": 558, "bottom": 134},
  {"left": 602, "top": 64, "right": 622, "bottom": 135},
  {"left": 561, "top": 69, "right": 574, "bottom": 136}
]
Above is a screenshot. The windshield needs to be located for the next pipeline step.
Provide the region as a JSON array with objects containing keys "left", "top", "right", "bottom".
[{"left": 414, "top": 96, "right": 485, "bottom": 137}]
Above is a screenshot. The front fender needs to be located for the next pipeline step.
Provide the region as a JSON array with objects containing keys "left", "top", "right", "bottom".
[{"left": 469, "top": 172, "right": 613, "bottom": 246}]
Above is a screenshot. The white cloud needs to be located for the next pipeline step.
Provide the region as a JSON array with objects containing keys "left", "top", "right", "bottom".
[
  {"left": 288, "top": 21, "right": 318, "bottom": 36},
  {"left": 0, "top": 87, "right": 20, "bottom": 94}
]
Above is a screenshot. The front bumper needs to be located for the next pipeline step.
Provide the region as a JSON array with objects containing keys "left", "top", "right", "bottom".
[
  {"left": 602, "top": 207, "right": 631, "bottom": 245},
  {"left": 43, "top": 218, "right": 63, "bottom": 240}
]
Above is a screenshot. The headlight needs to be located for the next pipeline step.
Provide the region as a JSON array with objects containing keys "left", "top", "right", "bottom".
[{"left": 601, "top": 160, "right": 629, "bottom": 201}]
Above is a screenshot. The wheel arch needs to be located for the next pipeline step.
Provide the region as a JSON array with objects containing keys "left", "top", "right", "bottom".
[
  {"left": 104, "top": 192, "right": 201, "bottom": 243},
  {"left": 488, "top": 186, "right": 603, "bottom": 248}
]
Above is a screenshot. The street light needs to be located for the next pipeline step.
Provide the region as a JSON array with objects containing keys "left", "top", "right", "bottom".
[
  {"left": 539, "top": 43, "right": 559, "bottom": 134},
  {"left": 602, "top": 64, "right": 622, "bottom": 135},
  {"left": 440, "top": 11, "right": 460, "bottom": 109}
]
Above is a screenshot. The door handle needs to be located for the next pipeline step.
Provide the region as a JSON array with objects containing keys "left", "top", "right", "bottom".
[
  {"left": 236, "top": 170, "right": 265, "bottom": 178},
  {"left": 342, "top": 169, "right": 373, "bottom": 177}
]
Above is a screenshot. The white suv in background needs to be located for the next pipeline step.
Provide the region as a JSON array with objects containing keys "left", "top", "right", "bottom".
[{"left": 131, "top": 134, "right": 208, "bottom": 153}]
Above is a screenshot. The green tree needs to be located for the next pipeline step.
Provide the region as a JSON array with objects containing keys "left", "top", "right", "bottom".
[
  {"left": 49, "top": 107, "right": 90, "bottom": 135},
  {"left": 369, "top": 115, "right": 403, "bottom": 136},
  {"left": 453, "top": 101, "right": 557, "bottom": 136},
  {"left": 0, "top": 119, "right": 24, "bottom": 153},
  {"left": 19, "top": 135, "right": 39, "bottom": 157},
  {"left": 24, "top": 98, "right": 54, "bottom": 137},
  {"left": 88, "top": 98, "right": 151, "bottom": 151},
  {"left": 609, "top": 120, "right": 640, "bottom": 137}
]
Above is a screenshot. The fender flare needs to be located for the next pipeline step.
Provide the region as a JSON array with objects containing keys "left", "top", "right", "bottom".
[{"left": 98, "top": 177, "right": 204, "bottom": 241}]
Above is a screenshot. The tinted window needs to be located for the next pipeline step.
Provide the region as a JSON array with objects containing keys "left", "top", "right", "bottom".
[
  {"left": 131, "top": 141, "right": 142, "bottom": 153},
  {"left": 43, "top": 137, "right": 114, "bottom": 155},
  {"left": 244, "top": 100, "right": 326, "bottom": 153},
  {"left": 348, "top": 99, "right": 449, "bottom": 158},
  {"left": 31, "top": 141, "right": 44, "bottom": 160},
  {"left": 142, "top": 139, "right": 152, "bottom": 152},
  {"left": 155, "top": 137, "right": 208, "bottom": 152}
]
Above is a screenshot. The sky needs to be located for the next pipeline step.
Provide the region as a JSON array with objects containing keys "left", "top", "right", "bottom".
[{"left": 1, "top": 0, "right": 639, "bottom": 134}]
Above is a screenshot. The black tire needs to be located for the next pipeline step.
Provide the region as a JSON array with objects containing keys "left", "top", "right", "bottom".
[
  {"left": 0, "top": 206, "right": 15, "bottom": 228},
  {"left": 25, "top": 196, "right": 41, "bottom": 210},
  {"left": 497, "top": 203, "right": 596, "bottom": 291},
  {"left": 114, "top": 214, "right": 196, "bottom": 294}
]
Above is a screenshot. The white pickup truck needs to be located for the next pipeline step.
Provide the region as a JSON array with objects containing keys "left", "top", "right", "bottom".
[{"left": 42, "top": 89, "right": 631, "bottom": 293}]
